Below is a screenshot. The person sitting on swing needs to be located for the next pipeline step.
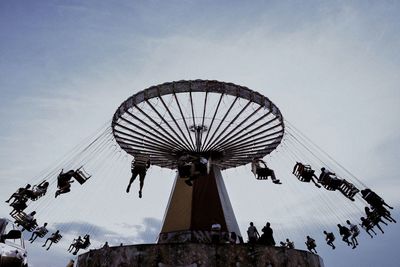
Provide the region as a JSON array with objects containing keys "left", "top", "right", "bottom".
[
  {"left": 126, "top": 152, "right": 150, "bottom": 198},
  {"left": 305, "top": 236, "right": 317, "bottom": 253},
  {"left": 68, "top": 236, "right": 83, "bottom": 253},
  {"left": 72, "top": 234, "right": 90, "bottom": 255},
  {"left": 6, "top": 184, "right": 32, "bottom": 204},
  {"left": 361, "top": 188, "right": 394, "bottom": 210},
  {"left": 29, "top": 222, "right": 48, "bottom": 243},
  {"left": 323, "top": 230, "right": 335, "bottom": 249},
  {"left": 251, "top": 158, "right": 281, "bottom": 184},
  {"left": 319, "top": 167, "right": 342, "bottom": 190},
  {"left": 30, "top": 181, "right": 49, "bottom": 199},
  {"left": 292, "top": 162, "right": 321, "bottom": 188},
  {"left": 55, "top": 170, "right": 76, "bottom": 198},
  {"left": 42, "top": 230, "right": 62, "bottom": 250}
]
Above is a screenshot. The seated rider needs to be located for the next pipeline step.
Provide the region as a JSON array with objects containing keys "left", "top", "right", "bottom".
[
  {"left": 364, "top": 207, "right": 387, "bottom": 233},
  {"left": 42, "top": 230, "right": 62, "bottom": 250},
  {"left": 178, "top": 154, "right": 208, "bottom": 186},
  {"left": 5, "top": 184, "right": 32, "bottom": 204},
  {"left": 305, "top": 236, "right": 317, "bottom": 253},
  {"left": 361, "top": 188, "right": 394, "bottom": 210},
  {"left": 346, "top": 220, "right": 360, "bottom": 249},
  {"left": 55, "top": 170, "right": 76, "bottom": 198},
  {"left": 177, "top": 154, "right": 194, "bottom": 179},
  {"left": 29, "top": 222, "right": 48, "bottom": 243},
  {"left": 292, "top": 162, "right": 321, "bottom": 188},
  {"left": 72, "top": 234, "right": 90, "bottom": 255},
  {"left": 285, "top": 238, "right": 295, "bottom": 249},
  {"left": 360, "top": 216, "right": 378, "bottom": 237},
  {"left": 15, "top": 211, "right": 37, "bottom": 232},
  {"left": 251, "top": 158, "right": 281, "bottom": 184},
  {"left": 323, "top": 230, "right": 335, "bottom": 249},
  {"left": 337, "top": 224, "right": 352, "bottom": 246},
  {"left": 10, "top": 196, "right": 28, "bottom": 216},
  {"left": 319, "top": 168, "right": 342, "bottom": 190},
  {"left": 30, "top": 181, "right": 49, "bottom": 200},
  {"left": 68, "top": 236, "right": 83, "bottom": 252},
  {"left": 126, "top": 153, "right": 151, "bottom": 198}
]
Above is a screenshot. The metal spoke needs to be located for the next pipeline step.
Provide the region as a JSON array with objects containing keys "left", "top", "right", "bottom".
[{"left": 112, "top": 80, "right": 285, "bottom": 170}]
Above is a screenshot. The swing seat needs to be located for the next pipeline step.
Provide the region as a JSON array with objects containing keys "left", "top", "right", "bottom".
[
  {"left": 74, "top": 167, "right": 91, "bottom": 185},
  {"left": 13, "top": 212, "right": 38, "bottom": 232},
  {"left": 52, "top": 234, "right": 62, "bottom": 243},
  {"left": 37, "top": 228, "right": 48, "bottom": 238}
]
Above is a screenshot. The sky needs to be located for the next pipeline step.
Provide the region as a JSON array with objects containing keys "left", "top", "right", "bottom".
[{"left": 0, "top": 0, "right": 399, "bottom": 266}]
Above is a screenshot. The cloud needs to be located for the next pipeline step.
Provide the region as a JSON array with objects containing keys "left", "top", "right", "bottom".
[{"left": 51, "top": 217, "right": 162, "bottom": 246}]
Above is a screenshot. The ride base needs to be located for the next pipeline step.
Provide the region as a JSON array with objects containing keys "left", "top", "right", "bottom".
[
  {"left": 76, "top": 243, "right": 324, "bottom": 267},
  {"left": 77, "top": 167, "right": 324, "bottom": 266}
]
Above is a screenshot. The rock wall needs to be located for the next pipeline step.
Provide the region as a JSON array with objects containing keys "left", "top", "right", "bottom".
[{"left": 77, "top": 243, "right": 324, "bottom": 267}]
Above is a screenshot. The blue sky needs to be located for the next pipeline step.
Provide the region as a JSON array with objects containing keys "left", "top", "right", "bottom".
[{"left": 1, "top": 1, "right": 399, "bottom": 266}]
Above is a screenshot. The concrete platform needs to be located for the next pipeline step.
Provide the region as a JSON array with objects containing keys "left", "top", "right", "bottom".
[{"left": 77, "top": 243, "right": 324, "bottom": 267}]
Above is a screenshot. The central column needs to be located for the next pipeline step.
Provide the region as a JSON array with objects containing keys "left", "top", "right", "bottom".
[{"left": 158, "top": 166, "right": 242, "bottom": 243}]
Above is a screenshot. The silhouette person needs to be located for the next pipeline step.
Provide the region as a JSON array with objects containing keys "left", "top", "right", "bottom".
[
  {"left": 55, "top": 170, "right": 76, "bottom": 197},
  {"left": 346, "top": 220, "right": 360, "bottom": 249},
  {"left": 260, "top": 222, "right": 276, "bottom": 246},
  {"left": 211, "top": 221, "right": 222, "bottom": 244},
  {"left": 305, "top": 236, "right": 317, "bottom": 253},
  {"left": 126, "top": 153, "right": 150, "bottom": 198},
  {"left": 6, "top": 184, "right": 31, "bottom": 204},
  {"left": 247, "top": 222, "right": 260, "bottom": 244},
  {"left": 337, "top": 224, "right": 352, "bottom": 246},
  {"left": 251, "top": 158, "right": 281, "bottom": 184},
  {"left": 68, "top": 236, "right": 83, "bottom": 252},
  {"left": 285, "top": 238, "right": 295, "bottom": 249},
  {"left": 323, "top": 230, "right": 335, "bottom": 249},
  {"left": 361, "top": 188, "right": 393, "bottom": 210},
  {"left": 43, "top": 230, "right": 62, "bottom": 250},
  {"left": 29, "top": 222, "right": 48, "bottom": 243}
]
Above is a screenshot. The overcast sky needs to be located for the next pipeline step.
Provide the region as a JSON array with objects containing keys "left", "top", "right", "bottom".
[{"left": 1, "top": 1, "right": 399, "bottom": 266}]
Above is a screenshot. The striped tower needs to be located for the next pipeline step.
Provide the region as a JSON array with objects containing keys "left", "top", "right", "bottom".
[{"left": 158, "top": 166, "right": 242, "bottom": 243}]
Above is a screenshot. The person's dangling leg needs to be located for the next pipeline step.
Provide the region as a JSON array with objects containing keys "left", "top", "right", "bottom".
[
  {"left": 138, "top": 170, "right": 146, "bottom": 198},
  {"left": 126, "top": 169, "right": 139, "bottom": 193}
]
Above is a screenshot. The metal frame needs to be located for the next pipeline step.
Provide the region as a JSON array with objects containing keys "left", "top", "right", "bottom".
[{"left": 111, "top": 80, "right": 285, "bottom": 169}]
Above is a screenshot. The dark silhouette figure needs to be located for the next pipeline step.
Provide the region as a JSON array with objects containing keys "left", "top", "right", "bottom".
[
  {"left": 126, "top": 153, "right": 150, "bottom": 198},
  {"left": 55, "top": 170, "right": 75, "bottom": 197},
  {"left": 318, "top": 167, "right": 359, "bottom": 200},
  {"left": 9, "top": 196, "right": 28, "bottom": 216},
  {"left": 68, "top": 236, "right": 83, "bottom": 252},
  {"left": 259, "top": 222, "right": 276, "bottom": 246},
  {"left": 365, "top": 207, "right": 387, "bottom": 233},
  {"left": 252, "top": 158, "right": 281, "bottom": 184},
  {"left": 323, "top": 230, "right": 335, "bottom": 249},
  {"left": 14, "top": 211, "right": 37, "bottom": 232},
  {"left": 29, "top": 222, "right": 48, "bottom": 243},
  {"left": 178, "top": 154, "right": 208, "bottom": 186},
  {"left": 28, "top": 181, "right": 49, "bottom": 201},
  {"left": 42, "top": 230, "right": 62, "bottom": 250},
  {"left": 360, "top": 216, "right": 378, "bottom": 237},
  {"left": 6, "top": 184, "right": 31, "bottom": 204},
  {"left": 247, "top": 222, "right": 260, "bottom": 244},
  {"left": 230, "top": 232, "right": 237, "bottom": 244},
  {"left": 69, "top": 234, "right": 90, "bottom": 255},
  {"left": 211, "top": 222, "right": 221, "bottom": 244},
  {"left": 337, "top": 224, "right": 352, "bottom": 246},
  {"left": 305, "top": 236, "right": 317, "bottom": 253},
  {"left": 292, "top": 162, "right": 321, "bottom": 188},
  {"left": 346, "top": 220, "right": 360, "bottom": 249},
  {"left": 55, "top": 168, "right": 91, "bottom": 198},
  {"left": 285, "top": 238, "right": 295, "bottom": 249},
  {"left": 361, "top": 188, "right": 393, "bottom": 210}
]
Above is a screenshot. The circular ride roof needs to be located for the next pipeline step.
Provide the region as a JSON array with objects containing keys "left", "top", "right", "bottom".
[{"left": 112, "top": 80, "right": 285, "bottom": 170}]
